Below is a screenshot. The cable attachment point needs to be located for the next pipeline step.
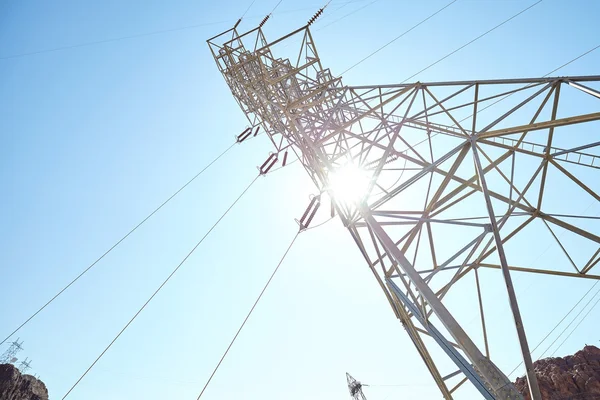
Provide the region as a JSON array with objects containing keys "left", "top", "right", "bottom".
[
  {"left": 297, "top": 195, "right": 321, "bottom": 231},
  {"left": 237, "top": 127, "right": 252, "bottom": 143},
  {"left": 233, "top": 18, "right": 242, "bottom": 29},
  {"left": 259, "top": 14, "right": 271, "bottom": 28},
  {"left": 259, "top": 153, "right": 278, "bottom": 175},
  {"left": 307, "top": 8, "right": 325, "bottom": 26}
]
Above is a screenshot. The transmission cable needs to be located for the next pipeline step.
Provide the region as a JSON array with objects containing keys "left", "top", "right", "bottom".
[
  {"left": 0, "top": 20, "right": 237, "bottom": 60},
  {"left": 506, "top": 280, "right": 599, "bottom": 377},
  {"left": 539, "top": 285, "right": 600, "bottom": 358},
  {"left": 0, "top": 142, "right": 236, "bottom": 347},
  {"left": 401, "top": 0, "right": 542, "bottom": 83},
  {"left": 316, "top": 0, "right": 380, "bottom": 31},
  {"left": 195, "top": 231, "right": 300, "bottom": 399},
  {"left": 551, "top": 290, "right": 600, "bottom": 356},
  {"left": 241, "top": 0, "right": 258, "bottom": 19},
  {"left": 61, "top": 174, "right": 260, "bottom": 399},
  {"left": 340, "top": 0, "right": 457, "bottom": 75},
  {"left": 545, "top": 44, "right": 600, "bottom": 77},
  {"left": 268, "top": 0, "right": 285, "bottom": 15},
  {"left": 0, "top": 5, "right": 316, "bottom": 60}
]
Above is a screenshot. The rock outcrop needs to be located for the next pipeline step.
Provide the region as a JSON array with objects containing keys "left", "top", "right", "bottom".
[
  {"left": 0, "top": 363, "right": 48, "bottom": 400},
  {"left": 515, "top": 345, "right": 600, "bottom": 400}
]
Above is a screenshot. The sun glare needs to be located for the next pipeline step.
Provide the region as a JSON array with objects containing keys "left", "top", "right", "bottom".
[{"left": 327, "top": 162, "right": 372, "bottom": 206}]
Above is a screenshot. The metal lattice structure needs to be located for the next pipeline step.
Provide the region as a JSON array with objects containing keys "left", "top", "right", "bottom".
[
  {"left": 18, "top": 357, "right": 32, "bottom": 374},
  {"left": 0, "top": 338, "right": 23, "bottom": 365},
  {"left": 208, "top": 22, "right": 600, "bottom": 400},
  {"left": 347, "top": 373, "right": 367, "bottom": 400}
]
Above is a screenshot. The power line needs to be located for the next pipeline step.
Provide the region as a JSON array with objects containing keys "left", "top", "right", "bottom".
[
  {"left": 318, "top": 0, "right": 370, "bottom": 19},
  {"left": 241, "top": 0, "right": 258, "bottom": 19},
  {"left": 0, "top": 4, "right": 320, "bottom": 61},
  {"left": 0, "top": 142, "right": 236, "bottom": 347},
  {"left": 551, "top": 291, "right": 600, "bottom": 356},
  {"left": 195, "top": 231, "right": 300, "bottom": 399},
  {"left": 61, "top": 174, "right": 260, "bottom": 399},
  {"left": 340, "top": 0, "right": 457, "bottom": 75},
  {"left": 507, "top": 281, "right": 599, "bottom": 377},
  {"left": 401, "top": 0, "right": 543, "bottom": 83},
  {"left": 268, "top": 0, "right": 285, "bottom": 15},
  {"left": 539, "top": 286, "right": 600, "bottom": 358},
  {"left": 315, "top": 0, "right": 380, "bottom": 31},
  {"left": 302, "top": 215, "right": 335, "bottom": 231},
  {"left": 544, "top": 44, "right": 600, "bottom": 77},
  {"left": 0, "top": 20, "right": 236, "bottom": 60}
]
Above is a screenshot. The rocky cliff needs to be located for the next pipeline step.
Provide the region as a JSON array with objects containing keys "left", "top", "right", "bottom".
[
  {"left": 515, "top": 345, "right": 600, "bottom": 400},
  {"left": 0, "top": 363, "right": 48, "bottom": 400}
]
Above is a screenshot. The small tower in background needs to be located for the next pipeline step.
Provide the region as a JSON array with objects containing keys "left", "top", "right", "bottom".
[
  {"left": 0, "top": 338, "right": 24, "bottom": 365},
  {"left": 347, "top": 373, "right": 367, "bottom": 400},
  {"left": 18, "top": 358, "right": 32, "bottom": 374}
]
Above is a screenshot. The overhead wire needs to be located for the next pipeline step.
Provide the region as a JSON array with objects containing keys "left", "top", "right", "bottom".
[
  {"left": 195, "top": 231, "right": 300, "bottom": 399},
  {"left": 540, "top": 285, "right": 600, "bottom": 358},
  {"left": 340, "top": 0, "right": 458, "bottom": 75},
  {"left": 241, "top": 0, "right": 258, "bottom": 19},
  {"left": 315, "top": 0, "right": 380, "bottom": 31},
  {"left": 544, "top": 44, "right": 600, "bottom": 77},
  {"left": 400, "top": 0, "right": 543, "bottom": 83},
  {"left": 0, "top": 20, "right": 235, "bottom": 60},
  {"left": 345, "top": 0, "right": 543, "bottom": 101},
  {"left": 268, "top": 0, "right": 285, "bottom": 15},
  {"left": 551, "top": 290, "right": 600, "bottom": 356},
  {"left": 61, "top": 174, "right": 260, "bottom": 399},
  {"left": 317, "top": 0, "right": 366, "bottom": 19},
  {"left": 0, "top": 141, "right": 237, "bottom": 347},
  {"left": 506, "top": 280, "right": 600, "bottom": 377},
  {"left": 302, "top": 215, "right": 336, "bottom": 231},
  {"left": 0, "top": 4, "right": 319, "bottom": 60}
]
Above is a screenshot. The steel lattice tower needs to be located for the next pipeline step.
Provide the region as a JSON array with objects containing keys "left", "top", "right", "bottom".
[
  {"left": 347, "top": 373, "right": 367, "bottom": 400},
  {"left": 208, "top": 22, "right": 600, "bottom": 400},
  {"left": 18, "top": 358, "right": 32, "bottom": 374},
  {"left": 0, "top": 338, "right": 23, "bottom": 365}
]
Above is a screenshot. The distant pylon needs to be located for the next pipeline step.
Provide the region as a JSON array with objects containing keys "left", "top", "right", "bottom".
[
  {"left": 18, "top": 357, "right": 32, "bottom": 373},
  {"left": 347, "top": 373, "right": 367, "bottom": 400},
  {"left": 0, "top": 338, "right": 24, "bottom": 364}
]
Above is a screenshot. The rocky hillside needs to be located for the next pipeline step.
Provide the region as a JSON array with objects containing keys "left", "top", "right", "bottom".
[
  {"left": 0, "top": 363, "right": 48, "bottom": 400},
  {"left": 515, "top": 345, "right": 600, "bottom": 400}
]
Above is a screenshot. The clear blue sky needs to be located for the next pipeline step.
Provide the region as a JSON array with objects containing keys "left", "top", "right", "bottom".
[{"left": 1, "top": 1, "right": 599, "bottom": 399}]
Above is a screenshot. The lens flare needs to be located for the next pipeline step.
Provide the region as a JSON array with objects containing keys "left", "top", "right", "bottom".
[{"left": 328, "top": 162, "right": 372, "bottom": 206}]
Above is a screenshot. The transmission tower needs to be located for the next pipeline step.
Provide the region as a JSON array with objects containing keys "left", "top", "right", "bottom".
[
  {"left": 208, "top": 20, "right": 600, "bottom": 400},
  {"left": 0, "top": 338, "right": 23, "bottom": 364},
  {"left": 347, "top": 373, "right": 367, "bottom": 400},
  {"left": 18, "top": 357, "right": 32, "bottom": 374}
]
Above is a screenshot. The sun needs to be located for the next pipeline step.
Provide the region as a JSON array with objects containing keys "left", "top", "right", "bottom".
[{"left": 327, "top": 162, "right": 372, "bottom": 206}]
